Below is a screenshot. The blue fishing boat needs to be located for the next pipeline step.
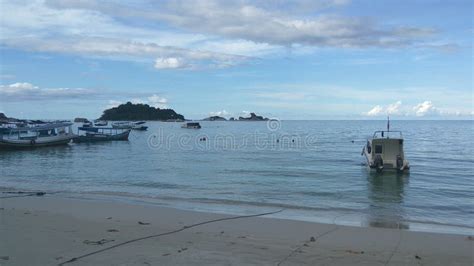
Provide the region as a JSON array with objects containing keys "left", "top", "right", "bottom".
[{"left": 74, "top": 127, "right": 131, "bottom": 143}]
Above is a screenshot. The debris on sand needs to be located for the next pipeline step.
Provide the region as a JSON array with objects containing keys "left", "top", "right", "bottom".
[
  {"left": 415, "top": 255, "right": 422, "bottom": 260},
  {"left": 107, "top": 229, "right": 119, "bottom": 232},
  {"left": 83, "top": 239, "right": 114, "bottom": 245},
  {"left": 138, "top": 221, "right": 150, "bottom": 225},
  {"left": 310, "top": 236, "right": 316, "bottom": 242},
  {"left": 345, "top": 250, "right": 364, "bottom": 255}
]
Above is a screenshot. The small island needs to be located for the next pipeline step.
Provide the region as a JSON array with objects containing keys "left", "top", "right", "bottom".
[
  {"left": 99, "top": 102, "right": 185, "bottom": 121},
  {"left": 0, "top": 113, "right": 22, "bottom": 123},
  {"left": 202, "top": 116, "right": 227, "bottom": 121},
  {"left": 0, "top": 113, "right": 7, "bottom": 122},
  {"left": 238, "top": 112, "right": 269, "bottom": 121},
  {"left": 74, "top": 117, "right": 90, "bottom": 123}
]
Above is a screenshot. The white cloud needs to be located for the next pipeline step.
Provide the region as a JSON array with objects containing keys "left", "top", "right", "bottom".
[
  {"left": 0, "top": 1, "right": 250, "bottom": 69},
  {"left": 0, "top": 0, "right": 452, "bottom": 72},
  {"left": 365, "top": 101, "right": 404, "bottom": 116},
  {"left": 0, "top": 82, "right": 96, "bottom": 101},
  {"left": 413, "top": 101, "right": 438, "bottom": 116},
  {"left": 144, "top": 0, "right": 441, "bottom": 49},
  {"left": 106, "top": 100, "right": 122, "bottom": 109},
  {"left": 386, "top": 100, "right": 402, "bottom": 115},
  {"left": 240, "top": 111, "right": 252, "bottom": 117},
  {"left": 366, "top": 105, "right": 384, "bottom": 116},
  {"left": 147, "top": 94, "right": 168, "bottom": 108},
  {"left": 154, "top": 57, "right": 188, "bottom": 69},
  {"left": 209, "top": 110, "right": 230, "bottom": 117},
  {"left": 131, "top": 98, "right": 146, "bottom": 104},
  {"left": 364, "top": 100, "right": 447, "bottom": 117},
  {"left": 107, "top": 94, "right": 169, "bottom": 109}
]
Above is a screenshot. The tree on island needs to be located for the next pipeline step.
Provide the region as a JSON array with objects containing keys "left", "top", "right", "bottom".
[{"left": 99, "top": 102, "right": 185, "bottom": 121}]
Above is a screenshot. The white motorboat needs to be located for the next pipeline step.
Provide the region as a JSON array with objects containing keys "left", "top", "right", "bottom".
[
  {"left": 361, "top": 119, "right": 410, "bottom": 173},
  {"left": 0, "top": 122, "right": 76, "bottom": 149}
]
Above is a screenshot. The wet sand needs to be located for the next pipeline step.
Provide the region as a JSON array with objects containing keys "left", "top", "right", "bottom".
[{"left": 0, "top": 195, "right": 472, "bottom": 265}]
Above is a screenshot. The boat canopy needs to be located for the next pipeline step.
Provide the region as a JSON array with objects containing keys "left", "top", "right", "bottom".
[
  {"left": 9, "top": 122, "right": 73, "bottom": 132},
  {"left": 187, "top": 122, "right": 200, "bottom": 126},
  {"left": 372, "top": 130, "right": 403, "bottom": 139}
]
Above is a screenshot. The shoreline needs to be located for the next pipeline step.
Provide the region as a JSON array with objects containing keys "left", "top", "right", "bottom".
[
  {"left": 1, "top": 194, "right": 472, "bottom": 265},
  {"left": 1, "top": 186, "right": 472, "bottom": 236}
]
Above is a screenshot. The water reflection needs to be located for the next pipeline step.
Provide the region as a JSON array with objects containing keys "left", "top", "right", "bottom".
[
  {"left": 364, "top": 171, "right": 410, "bottom": 230},
  {"left": 0, "top": 144, "right": 74, "bottom": 159}
]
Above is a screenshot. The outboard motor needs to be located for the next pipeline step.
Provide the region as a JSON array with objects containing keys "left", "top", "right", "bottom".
[
  {"left": 374, "top": 155, "right": 384, "bottom": 173},
  {"left": 396, "top": 155, "right": 403, "bottom": 170}
]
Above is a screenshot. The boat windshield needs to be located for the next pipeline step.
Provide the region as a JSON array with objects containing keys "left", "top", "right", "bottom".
[{"left": 372, "top": 130, "right": 403, "bottom": 139}]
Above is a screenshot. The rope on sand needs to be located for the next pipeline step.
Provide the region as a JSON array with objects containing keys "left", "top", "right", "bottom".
[
  {"left": 276, "top": 226, "right": 339, "bottom": 266},
  {"left": 276, "top": 213, "right": 345, "bottom": 265},
  {"left": 58, "top": 209, "right": 284, "bottom": 265}
]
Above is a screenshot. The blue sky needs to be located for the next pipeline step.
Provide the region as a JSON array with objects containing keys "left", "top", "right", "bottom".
[{"left": 0, "top": 0, "right": 472, "bottom": 120}]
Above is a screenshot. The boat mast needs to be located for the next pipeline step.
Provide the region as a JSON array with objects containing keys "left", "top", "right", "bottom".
[{"left": 387, "top": 116, "right": 390, "bottom": 132}]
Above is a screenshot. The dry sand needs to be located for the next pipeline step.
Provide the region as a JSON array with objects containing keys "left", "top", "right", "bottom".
[{"left": 0, "top": 194, "right": 472, "bottom": 265}]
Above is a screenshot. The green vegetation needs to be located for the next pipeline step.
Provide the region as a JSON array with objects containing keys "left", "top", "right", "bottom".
[{"left": 99, "top": 102, "right": 185, "bottom": 121}]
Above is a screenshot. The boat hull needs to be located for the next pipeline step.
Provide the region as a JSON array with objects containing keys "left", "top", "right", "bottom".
[
  {"left": 73, "top": 130, "right": 130, "bottom": 143},
  {"left": 112, "top": 125, "right": 132, "bottom": 129},
  {"left": 0, "top": 134, "right": 76, "bottom": 149},
  {"left": 362, "top": 145, "right": 410, "bottom": 173}
]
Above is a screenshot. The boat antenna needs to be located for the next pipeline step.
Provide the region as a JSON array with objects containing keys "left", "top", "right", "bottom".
[{"left": 387, "top": 116, "right": 390, "bottom": 132}]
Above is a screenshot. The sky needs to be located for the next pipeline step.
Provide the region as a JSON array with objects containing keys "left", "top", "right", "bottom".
[{"left": 0, "top": 0, "right": 472, "bottom": 120}]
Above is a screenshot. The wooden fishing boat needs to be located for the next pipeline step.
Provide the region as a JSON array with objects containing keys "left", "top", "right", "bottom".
[
  {"left": 73, "top": 127, "right": 131, "bottom": 143},
  {"left": 0, "top": 123, "right": 76, "bottom": 149}
]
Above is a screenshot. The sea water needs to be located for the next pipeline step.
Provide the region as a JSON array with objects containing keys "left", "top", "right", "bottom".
[{"left": 1, "top": 120, "right": 473, "bottom": 234}]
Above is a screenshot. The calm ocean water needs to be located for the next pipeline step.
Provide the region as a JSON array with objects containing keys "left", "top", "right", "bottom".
[{"left": 1, "top": 120, "right": 473, "bottom": 234}]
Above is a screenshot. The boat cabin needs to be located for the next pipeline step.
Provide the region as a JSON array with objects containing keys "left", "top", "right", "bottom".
[
  {"left": 181, "top": 122, "right": 201, "bottom": 129},
  {"left": 363, "top": 130, "right": 409, "bottom": 172},
  {"left": 182, "top": 122, "right": 201, "bottom": 129},
  {"left": 0, "top": 123, "right": 76, "bottom": 148}
]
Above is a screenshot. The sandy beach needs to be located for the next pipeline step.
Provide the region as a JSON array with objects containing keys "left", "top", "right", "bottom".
[{"left": 0, "top": 194, "right": 472, "bottom": 266}]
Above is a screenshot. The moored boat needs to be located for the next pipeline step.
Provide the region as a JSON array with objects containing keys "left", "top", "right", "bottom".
[
  {"left": 181, "top": 122, "right": 201, "bottom": 129},
  {"left": 0, "top": 123, "right": 76, "bottom": 149},
  {"left": 94, "top": 120, "right": 108, "bottom": 126},
  {"left": 112, "top": 121, "right": 133, "bottom": 129},
  {"left": 73, "top": 127, "right": 131, "bottom": 143},
  {"left": 112, "top": 121, "right": 147, "bottom": 130},
  {"left": 361, "top": 119, "right": 410, "bottom": 173},
  {"left": 0, "top": 123, "right": 17, "bottom": 134},
  {"left": 131, "top": 121, "right": 147, "bottom": 131}
]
